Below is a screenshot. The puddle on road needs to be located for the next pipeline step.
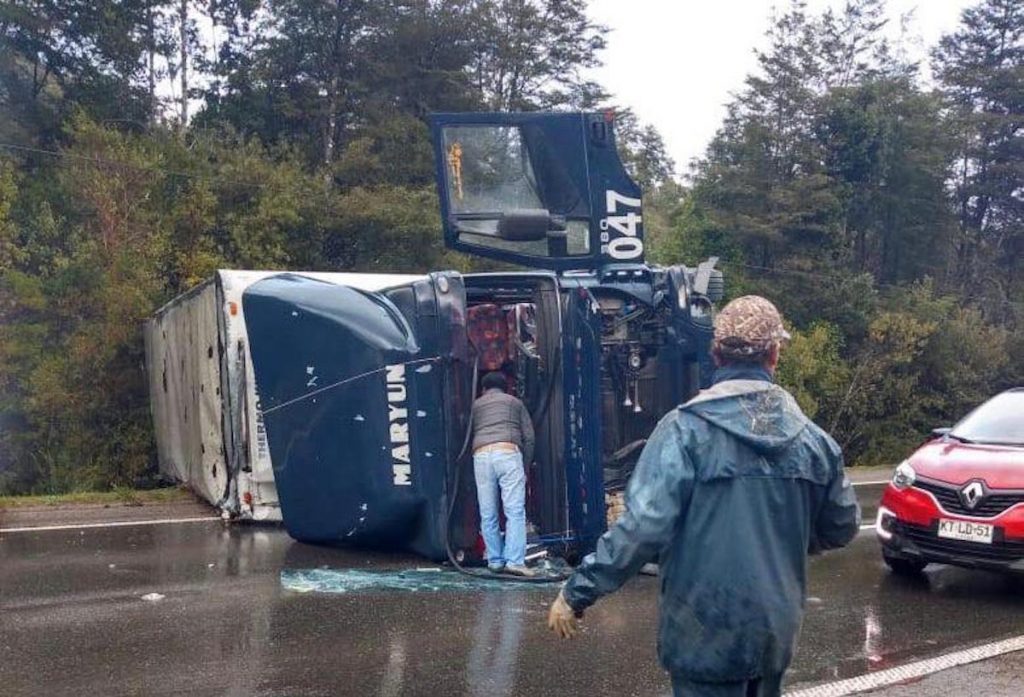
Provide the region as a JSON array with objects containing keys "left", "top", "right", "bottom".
[{"left": 280, "top": 568, "right": 561, "bottom": 594}]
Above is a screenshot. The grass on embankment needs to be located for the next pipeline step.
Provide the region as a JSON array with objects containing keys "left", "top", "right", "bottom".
[{"left": 0, "top": 486, "right": 194, "bottom": 509}]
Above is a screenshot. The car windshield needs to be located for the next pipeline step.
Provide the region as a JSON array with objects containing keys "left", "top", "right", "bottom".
[{"left": 950, "top": 391, "right": 1024, "bottom": 446}]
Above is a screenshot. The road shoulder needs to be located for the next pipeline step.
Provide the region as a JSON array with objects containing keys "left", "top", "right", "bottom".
[
  {"left": 0, "top": 492, "right": 218, "bottom": 530},
  {"left": 864, "top": 649, "right": 1024, "bottom": 697}
]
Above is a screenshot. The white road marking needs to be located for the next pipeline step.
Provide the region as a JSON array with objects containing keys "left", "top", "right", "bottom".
[
  {"left": 1, "top": 520, "right": 879, "bottom": 535},
  {"left": 0, "top": 516, "right": 222, "bottom": 534},
  {"left": 784, "top": 635, "right": 1024, "bottom": 697},
  {"left": 0, "top": 478, "right": 885, "bottom": 534}
]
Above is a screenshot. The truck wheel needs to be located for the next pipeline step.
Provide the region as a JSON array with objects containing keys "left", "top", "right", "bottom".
[{"left": 883, "top": 551, "right": 927, "bottom": 576}]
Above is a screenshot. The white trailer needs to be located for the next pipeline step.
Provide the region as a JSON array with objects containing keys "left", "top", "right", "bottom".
[{"left": 144, "top": 270, "right": 421, "bottom": 520}]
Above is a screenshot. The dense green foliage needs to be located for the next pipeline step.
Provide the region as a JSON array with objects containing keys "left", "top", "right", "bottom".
[
  {"left": 651, "top": 0, "right": 1023, "bottom": 465},
  {"left": 0, "top": 0, "right": 1020, "bottom": 492}
]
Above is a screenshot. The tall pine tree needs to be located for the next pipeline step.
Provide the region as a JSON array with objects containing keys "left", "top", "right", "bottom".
[{"left": 933, "top": 0, "right": 1024, "bottom": 314}]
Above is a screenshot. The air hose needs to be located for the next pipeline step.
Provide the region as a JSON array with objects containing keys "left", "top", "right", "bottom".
[{"left": 443, "top": 352, "right": 571, "bottom": 584}]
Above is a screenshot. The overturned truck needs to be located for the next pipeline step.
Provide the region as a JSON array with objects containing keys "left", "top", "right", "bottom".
[{"left": 146, "top": 112, "right": 723, "bottom": 562}]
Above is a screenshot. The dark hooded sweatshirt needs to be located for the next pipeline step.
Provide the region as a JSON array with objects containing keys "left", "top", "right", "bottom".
[{"left": 562, "top": 366, "right": 860, "bottom": 682}]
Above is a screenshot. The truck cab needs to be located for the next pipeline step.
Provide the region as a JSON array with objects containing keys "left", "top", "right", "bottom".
[{"left": 240, "top": 112, "right": 723, "bottom": 561}]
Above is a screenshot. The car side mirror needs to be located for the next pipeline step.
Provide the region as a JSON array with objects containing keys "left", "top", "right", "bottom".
[
  {"left": 496, "top": 209, "right": 566, "bottom": 242},
  {"left": 931, "top": 427, "right": 952, "bottom": 439}
]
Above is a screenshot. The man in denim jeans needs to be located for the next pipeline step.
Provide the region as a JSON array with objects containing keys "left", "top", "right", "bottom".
[{"left": 472, "top": 372, "right": 535, "bottom": 576}]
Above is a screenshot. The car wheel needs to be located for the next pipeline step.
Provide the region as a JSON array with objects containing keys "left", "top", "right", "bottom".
[{"left": 883, "top": 551, "right": 927, "bottom": 576}]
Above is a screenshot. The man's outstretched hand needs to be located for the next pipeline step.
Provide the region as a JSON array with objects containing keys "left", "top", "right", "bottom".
[{"left": 547, "top": 590, "right": 580, "bottom": 639}]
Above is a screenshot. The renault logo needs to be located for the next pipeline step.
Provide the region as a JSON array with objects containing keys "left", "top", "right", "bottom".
[{"left": 960, "top": 481, "right": 986, "bottom": 510}]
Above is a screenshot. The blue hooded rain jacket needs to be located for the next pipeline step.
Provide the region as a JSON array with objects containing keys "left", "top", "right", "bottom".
[{"left": 562, "top": 367, "right": 861, "bottom": 682}]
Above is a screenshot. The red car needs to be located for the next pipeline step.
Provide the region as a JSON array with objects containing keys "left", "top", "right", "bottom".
[{"left": 877, "top": 389, "right": 1024, "bottom": 575}]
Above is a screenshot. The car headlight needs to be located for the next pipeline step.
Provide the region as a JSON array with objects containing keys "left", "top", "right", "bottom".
[{"left": 892, "top": 461, "right": 916, "bottom": 490}]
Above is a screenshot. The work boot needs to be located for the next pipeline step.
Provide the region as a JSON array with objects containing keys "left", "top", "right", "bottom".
[
  {"left": 504, "top": 564, "right": 536, "bottom": 578},
  {"left": 487, "top": 562, "right": 506, "bottom": 573}
]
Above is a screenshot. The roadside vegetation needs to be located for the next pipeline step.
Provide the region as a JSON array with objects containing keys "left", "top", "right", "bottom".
[
  {"left": 0, "top": 486, "right": 193, "bottom": 508},
  {"left": 0, "top": 0, "right": 1020, "bottom": 494}
]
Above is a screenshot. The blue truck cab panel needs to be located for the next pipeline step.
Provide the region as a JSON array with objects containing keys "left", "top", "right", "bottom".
[
  {"left": 242, "top": 113, "right": 722, "bottom": 561},
  {"left": 430, "top": 111, "right": 646, "bottom": 270}
]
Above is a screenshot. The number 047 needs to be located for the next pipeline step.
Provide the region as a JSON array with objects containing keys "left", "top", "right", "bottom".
[{"left": 603, "top": 190, "right": 643, "bottom": 260}]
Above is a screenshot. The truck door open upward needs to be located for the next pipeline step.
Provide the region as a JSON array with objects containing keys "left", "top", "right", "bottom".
[{"left": 429, "top": 112, "right": 646, "bottom": 271}]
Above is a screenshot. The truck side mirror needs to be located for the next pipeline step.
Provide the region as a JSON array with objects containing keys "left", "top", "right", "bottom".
[
  {"left": 931, "top": 427, "right": 952, "bottom": 439},
  {"left": 496, "top": 209, "right": 566, "bottom": 242}
]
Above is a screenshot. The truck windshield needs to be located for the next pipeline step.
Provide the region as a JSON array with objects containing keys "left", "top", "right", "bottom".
[
  {"left": 950, "top": 391, "right": 1024, "bottom": 446},
  {"left": 444, "top": 125, "right": 543, "bottom": 214},
  {"left": 442, "top": 125, "right": 590, "bottom": 257}
]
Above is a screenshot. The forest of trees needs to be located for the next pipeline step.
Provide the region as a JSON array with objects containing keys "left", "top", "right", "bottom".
[{"left": 0, "top": 0, "right": 1020, "bottom": 493}]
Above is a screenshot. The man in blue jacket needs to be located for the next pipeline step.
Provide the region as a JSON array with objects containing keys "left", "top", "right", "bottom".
[{"left": 548, "top": 295, "right": 861, "bottom": 697}]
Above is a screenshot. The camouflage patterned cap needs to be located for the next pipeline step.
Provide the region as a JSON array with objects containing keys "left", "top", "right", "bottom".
[{"left": 713, "top": 295, "right": 791, "bottom": 358}]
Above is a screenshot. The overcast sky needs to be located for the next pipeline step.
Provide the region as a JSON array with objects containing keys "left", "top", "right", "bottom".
[{"left": 587, "top": 0, "right": 975, "bottom": 173}]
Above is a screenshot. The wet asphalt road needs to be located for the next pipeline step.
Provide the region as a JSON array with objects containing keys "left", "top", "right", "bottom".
[{"left": 3, "top": 484, "right": 1024, "bottom": 697}]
